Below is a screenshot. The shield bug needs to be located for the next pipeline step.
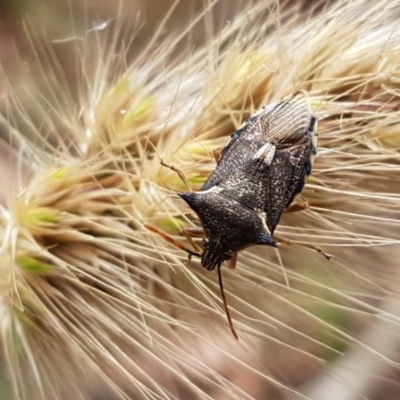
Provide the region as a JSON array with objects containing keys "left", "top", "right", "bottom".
[
  {"left": 147, "top": 91, "right": 321, "bottom": 339},
  {"left": 180, "top": 92, "right": 319, "bottom": 267}
]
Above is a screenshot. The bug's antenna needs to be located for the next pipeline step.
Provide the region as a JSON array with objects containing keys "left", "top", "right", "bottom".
[
  {"left": 145, "top": 225, "right": 201, "bottom": 258},
  {"left": 217, "top": 265, "right": 239, "bottom": 340}
]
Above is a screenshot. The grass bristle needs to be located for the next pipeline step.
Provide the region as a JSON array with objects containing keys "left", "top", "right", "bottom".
[{"left": 1, "top": 0, "right": 400, "bottom": 399}]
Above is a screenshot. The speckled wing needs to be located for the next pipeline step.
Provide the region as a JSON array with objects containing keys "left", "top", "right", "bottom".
[
  {"left": 244, "top": 93, "right": 317, "bottom": 233},
  {"left": 200, "top": 91, "right": 316, "bottom": 192},
  {"left": 258, "top": 93, "right": 317, "bottom": 233},
  {"left": 264, "top": 143, "right": 313, "bottom": 234}
]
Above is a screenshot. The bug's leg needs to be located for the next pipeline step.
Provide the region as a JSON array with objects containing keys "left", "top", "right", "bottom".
[
  {"left": 274, "top": 234, "right": 333, "bottom": 260},
  {"left": 182, "top": 226, "right": 204, "bottom": 253},
  {"left": 228, "top": 252, "right": 238, "bottom": 269},
  {"left": 217, "top": 265, "right": 238, "bottom": 340},
  {"left": 213, "top": 148, "right": 223, "bottom": 164},
  {"left": 160, "top": 159, "right": 192, "bottom": 192},
  {"left": 284, "top": 201, "right": 309, "bottom": 214},
  {"left": 144, "top": 225, "right": 201, "bottom": 258}
]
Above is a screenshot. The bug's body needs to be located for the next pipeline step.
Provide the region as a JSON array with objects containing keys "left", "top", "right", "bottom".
[
  {"left": 179, "top": 92, "right": 318, "bottom": 270},
  {"left": 148, "top": 92, "right": 319, "bottom": 339}
]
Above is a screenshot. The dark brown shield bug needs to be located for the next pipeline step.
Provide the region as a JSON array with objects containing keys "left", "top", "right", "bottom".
[
  {"left": 179, "top": 92, "right": 319, "bottom": 268},
  {"left": 147, "top": 91, "right": 321, "bottom": 339}
]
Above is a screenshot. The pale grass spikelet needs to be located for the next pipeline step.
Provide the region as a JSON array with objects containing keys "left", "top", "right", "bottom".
[{"left": 1, "top": 0, "right": 400, "bottom": 399}]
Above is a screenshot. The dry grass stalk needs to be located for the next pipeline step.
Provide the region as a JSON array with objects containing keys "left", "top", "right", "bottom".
[{"left": 1, "top": 0, "right": 400, "bottom": 398}]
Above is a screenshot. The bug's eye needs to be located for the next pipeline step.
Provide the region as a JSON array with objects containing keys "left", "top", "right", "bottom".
[{"left": 202, "top": 238, "right": 209, "bottom": 248}]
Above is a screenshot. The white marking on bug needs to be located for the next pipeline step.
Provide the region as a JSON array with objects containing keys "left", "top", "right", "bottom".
[
  {"left": 253, "top": 142, "right": 276, "bottom": 165},
  {"left": 258, "top": 212, "right": 271, "bottom": 234}
]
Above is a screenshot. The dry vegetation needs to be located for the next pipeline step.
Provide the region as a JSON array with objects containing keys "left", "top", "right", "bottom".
[{"left": 0, "top": 0, "right": 400, "bottom": 399}]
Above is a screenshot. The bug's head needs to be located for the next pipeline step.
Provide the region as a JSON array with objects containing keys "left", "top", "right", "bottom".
[{"left": 201, "top": 237, "right": 232, "bottom": 271}]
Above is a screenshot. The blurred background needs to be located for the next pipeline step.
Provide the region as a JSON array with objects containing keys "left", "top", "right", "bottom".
[{"left": 1, "top": 1, "right": 399, "bottom": 400}]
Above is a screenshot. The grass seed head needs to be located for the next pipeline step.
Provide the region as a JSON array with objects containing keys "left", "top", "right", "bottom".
[{"left": 1, "top": 0, "right": 400, "bottom": 399}]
